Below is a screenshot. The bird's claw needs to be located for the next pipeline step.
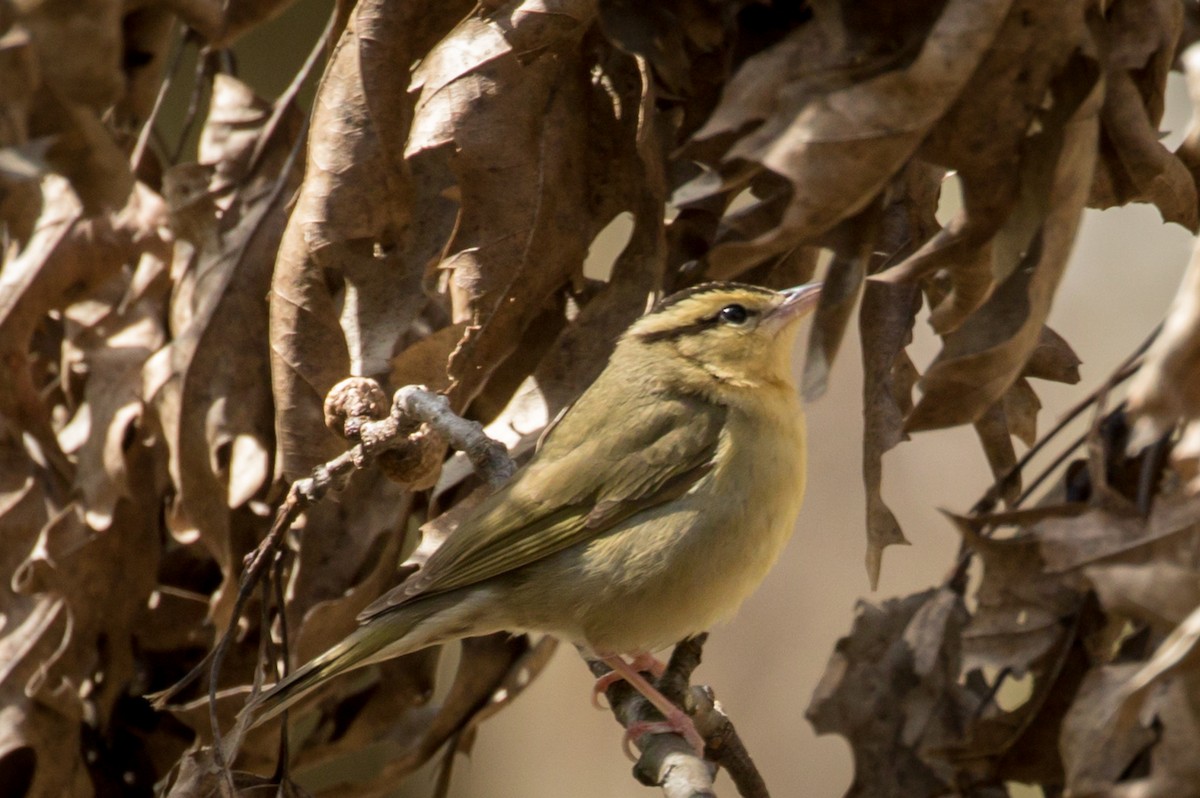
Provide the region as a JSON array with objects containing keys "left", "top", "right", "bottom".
[
  {"left": 621, "top": 711, "right": 706, "bottom": 760},
  {"left": 592, "top": 653, "right": 667, "bottom": 710}
]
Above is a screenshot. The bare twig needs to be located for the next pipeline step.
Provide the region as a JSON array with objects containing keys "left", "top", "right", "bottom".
[
  {"left": 131, "top": 21, "right": 187, "bottom": 172},
  {"left": 393, "top": 386, "right": 516, "bottom": 487},
  {"left": 971, "top": 322, "right": 1162, "bottom": 514},
  {"left": 590, "top": 656, "right": 717, "bottom": 798},
  {"left": 589, "top": 635, "right": 770, "bottom": 798},
  {"left": 664, "top": 635, "right": 771, "bottom": 798}
]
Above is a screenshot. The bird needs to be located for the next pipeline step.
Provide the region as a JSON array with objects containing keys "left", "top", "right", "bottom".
[{"left": 242, "top": 280, "right": 821, "bottom": 754}]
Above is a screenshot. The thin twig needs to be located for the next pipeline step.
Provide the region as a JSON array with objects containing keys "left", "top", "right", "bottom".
[
  {"left": 394, "top": 386, "right": 516, "bottom": 487},
  {"left": 588, "top": 635, "right": 770, "bottom": 798},
  {"left": 243, "top": 9, "right": 335, "bottom": 180},
  {"left": 946, "top": 324, "right": 1164, "bottom": 590},
  {"left": 666, "top": 636, "right": 771, "bottom": 798},
  {"left": 270, "top": 550, "right": 292, "bottom": 785},
  {"left": 971, "top": 322, "right": 1161, "bottom": 514},
  {"left": 589, "top": 657, "right": 717, "bottom": 798},
  {"left": 171, "top": 42, "right": 210, "bottom": 164},
  {"left": 131, "top": 21, "right": 188, "bottom": 173}
]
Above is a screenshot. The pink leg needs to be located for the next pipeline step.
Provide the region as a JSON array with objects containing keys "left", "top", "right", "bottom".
[
  {"left": 591, "top": 653, "right": 666, "bottom": 708},
  {"left": 599, "top": 655, "right": 705, "bottom": 757}
]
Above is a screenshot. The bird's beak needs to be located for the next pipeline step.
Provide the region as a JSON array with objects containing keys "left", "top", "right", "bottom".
[{"left": 763, "top": 282, "right": 822, "bottom": 333}]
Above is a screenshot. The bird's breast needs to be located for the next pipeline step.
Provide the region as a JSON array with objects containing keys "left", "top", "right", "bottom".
[{"left": 537, "top": 392, "right": 808, "bottom": 654}]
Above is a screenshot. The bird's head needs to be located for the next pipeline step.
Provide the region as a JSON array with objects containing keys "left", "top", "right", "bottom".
[{"left": 620, "top": 281, "right": 822, "bottom": 396}]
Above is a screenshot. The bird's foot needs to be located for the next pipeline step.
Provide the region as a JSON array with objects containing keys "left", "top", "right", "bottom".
[
  {"left": 591, "top": 653, "right": 666, "bottom": 709},
  {"left": 597, "top": 654, "right": 706, "bottom": 759},
  {"left": 622, "top": 713, "right": 706, "bottom": 760}
]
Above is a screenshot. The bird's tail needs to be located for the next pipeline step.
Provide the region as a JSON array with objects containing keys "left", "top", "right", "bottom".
[{"left": 241, "top": 600, "right": 435, "bottom": 729}]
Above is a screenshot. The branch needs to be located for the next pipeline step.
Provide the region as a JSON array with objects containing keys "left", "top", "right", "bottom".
[
  {"left": 591, "top": 635, "right": 771, "bottom": 798},
  {"left": 392, "top": 385, "right": 515, "bottom": 487}
]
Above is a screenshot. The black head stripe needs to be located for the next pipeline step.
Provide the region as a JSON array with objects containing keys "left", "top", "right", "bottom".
[
  {"left": 637, "top": 318, "right": 716, "bottom": 344},
  {"left": 648, "top": 281, "right": 776, "bottom": 315},
  {"left": 637, "top": 282, "right": 774, "bottom": 343}
]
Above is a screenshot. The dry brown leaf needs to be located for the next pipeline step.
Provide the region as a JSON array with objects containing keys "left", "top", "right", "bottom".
[
  {"left": 857, "top": 163, "right": 941, "bottom": 587},
  {"left": 523, "top": 52, "right": 669, "bottom": 415},
  {"left": 287, "top": 477, "right": 413, "bottom": 658},
  {"left": 949, "top": 514, "right": 1083, "bottom": 672},
  {"left": 1107, "top": 608, "right": 1200, "bottom": 797},
  {"left": 0, "top": 177, "right": 169, "bottom": 490},
  {"left": 1090, "top": 0, "right": 1196, "bottom": 230},
  {"left": 973, "top": 401, "right": 1020, "bottom": 506},
  {"left": 36, "top": 93, "right": 134, "bottom": 214},
  {"left": 904, "top": 53, "right": 1102, "bottom": 433},
  {"left": 807, "top": 588, "right": 978, "bottom": 798},
  {"left": 389, "top": 322, "right": 470, "bottom": 395},
  {"left": 682, "top": 0, "right": 1011, "bottom": 278},
  {"left": 270, "top": 0, "right": 471, "bottom": 479},
  {"left": 879, "top": 0, "right": 1092, "bottom": 341},
  {"left": 158, "top": 75, "right": 301, "bottom": 633},
  {"left": 8, "top": 0, "right": 135, "bottom": 213},
  {"left": 407, "top": 0, "right": 597, "bottom": 410},
  {"left": 1024, "top": 325, "right": 1082, "bottom": 384},
  {"left": 1060, "top": 663, "right": 1156, "bottom": 795},
  {"left": 1003, "top": 378, "right": 1042, "bottom": 448},
  {"left": 307, "top": 633, "right": 535, "bottom": 796},
  {"left": 1126, "top": 191, "right": 1200, "bottom": 449},
  {"left": 3, "top": 449, "right": 161, "bottom": 796},
  {"left": 802, "top": 201, "right": 879, "bottom": 402},
  {"left": 1034, "top": 494, "right": 1200, "bottom": 574},
  {"left": 1086, "top": 561, "right": 1200, "bottom": 634},
  {"left": 596, "top": 0, "right": 734, "bottom": 100}
]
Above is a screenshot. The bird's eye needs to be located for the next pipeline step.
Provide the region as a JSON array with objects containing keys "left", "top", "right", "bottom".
[{"left": 718, "top": 304, "right": 749, "bottom": 325}]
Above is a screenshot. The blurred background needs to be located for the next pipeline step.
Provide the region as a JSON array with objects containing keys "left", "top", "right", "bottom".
[{"left": 224, "top": 4, "right": 1199, "bottom": 796}]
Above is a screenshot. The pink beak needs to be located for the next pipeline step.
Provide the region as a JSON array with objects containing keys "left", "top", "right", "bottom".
[{"left": 764, "top": 282, "right": 822, "bottom": 332}]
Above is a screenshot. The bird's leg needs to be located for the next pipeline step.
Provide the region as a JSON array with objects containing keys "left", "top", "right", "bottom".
[
  {"left": 598, "top": 654, "right": 705, "bottom": 757},
  {"left": 591, "top": 652, "right": 666, "bottom": 708}
]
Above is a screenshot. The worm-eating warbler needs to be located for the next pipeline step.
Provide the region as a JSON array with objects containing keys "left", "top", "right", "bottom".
[{"left": 244, "top": 281, "right": 821, "bottom": 749}]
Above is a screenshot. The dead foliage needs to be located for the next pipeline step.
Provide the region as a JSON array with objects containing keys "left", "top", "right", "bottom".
[{"left": 4, "top": 0, "right": 1200, "bottom": 795}]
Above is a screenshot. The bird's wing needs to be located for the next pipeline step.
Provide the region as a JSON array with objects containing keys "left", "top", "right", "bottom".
[{"left": 359, "top": 391, "right": 726, "bottom": 619}]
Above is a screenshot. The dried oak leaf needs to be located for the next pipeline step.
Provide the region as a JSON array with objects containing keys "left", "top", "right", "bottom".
[
  {"left": 904, "top": 52, "right": 1102, "bottom": 433},
  {"left": 270, "top": 0, "right": 470, "bottom": 478},
  {"left": 857, "top": 163, "right": 942, "bottom": 587},
  {"left": 303, "top": 633, "right": 541, "bottom": 796},
  {"left": 1034, "top": 494, "right": 1200, "bottom": 575},
  {"left": 58, "top": 288, "right": 165, "bottom": 532},
  {"left": 1108, "top": 606, "right": 1200, "bottom": 798},
  {"left": 0, "top": 177, "right": 169, "bottom": 486},
  {"left": 596, "top": 0, "right": 753, "bottom": 150},
  {"left": 807, "top": 588, "right": 982, "bottom": 798},
  {"left": 972, "top": 401, "right": 1020, "bottom": 506},
  {"left": 1126, "top": 201, "right": 1200, "bottom": 451},
  {"left": 523, "top": 51, "right": 671, "bottom": 416},
  {"left": 1060, "top": 663, "right": 1156, "bottom": 795},
  {"left": 1025, "top": 325, "right": 1083, "bottom": 385},
  {"left": 1086, "top": 561, "right": 1200, "bottom": 636},
  {"left": 4, "top": 460, "right": 161, "bottom": 797},
  {"left": 680, "top": 0, "right": 1011, "bottom": 278},
  {"left": 10, "top": 0, "right": 135, "bottom": 212},
  {"left": 1090, "top": 0, "right": 1197, "bottom": 230},
  {"left": 801, "top": 200, "right": 880, "bottom": 403},
  {"left": 949, "top": 513, "right": 1083, "bottom": 673},
  {"left": 157, "top": 75, "right": 300, "bottom": 631},
  {"left": 881, "top": 0, "right": 1091, "bottom": 335},
  {"left": 406, "top": 0, "right": 597, "bottom": 410}
]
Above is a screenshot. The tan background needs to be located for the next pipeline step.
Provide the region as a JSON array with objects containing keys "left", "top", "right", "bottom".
[{"left": 232, "top": 5, "right": 1197, "bottom": 795}]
